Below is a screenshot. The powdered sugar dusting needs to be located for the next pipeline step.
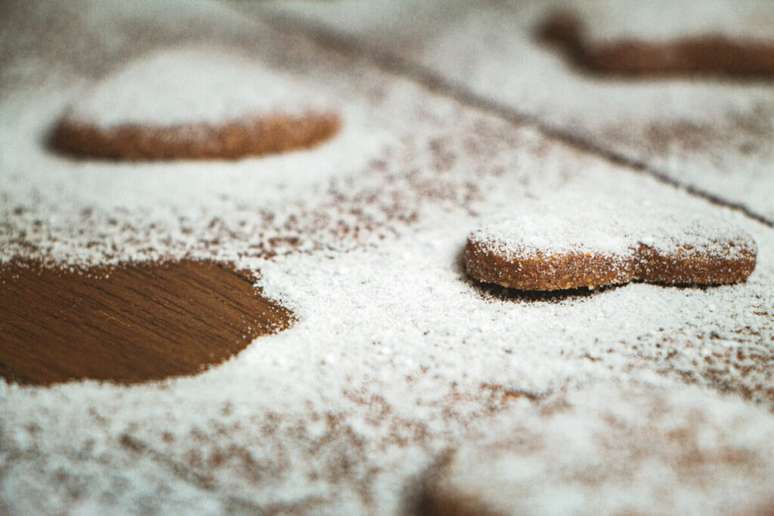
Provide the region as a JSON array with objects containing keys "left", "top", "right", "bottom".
[
  {"left": 471, "top": 192, "right": 756, "bottom": 261},
  {"left": 433, "top": 382, "right": 774, "bottom": 516},
  {"left": 265, "top": 0, "right": 774, "bottom": 223},
  {"left": 65, "top": 46, "right": 335, "bottom": 129},
  {"left": 1, "top": 1, "right": 773, "bottom": 515},
  {"left": 574, "top": 0, "right": 774, "bottom": 43}
]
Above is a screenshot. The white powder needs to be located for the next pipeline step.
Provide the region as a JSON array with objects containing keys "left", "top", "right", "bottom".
[
  {"left": 263, "top": 0, "right": 774, "bottom": 224},
  {"left": 1, "top": 1, "right": 773, "bottom": 515},
  {"left": 66, "top": 46, "right": 334, "bottom": 129},
  {"left": 470, "top": 192, "right": 756, "bottom": 260},
  {"left": 572, "top": 0, "right": 774, "bottom": 43},
  {"left": 435, "top": 382, "right": 774, "bottom": 516}
]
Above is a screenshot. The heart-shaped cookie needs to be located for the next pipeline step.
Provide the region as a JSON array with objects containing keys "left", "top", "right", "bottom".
[
  {"left": 0, "top": 260, "right": 292, "bottom": 385},
  {"left": 51, "top": 46, "right": 340, "bottom": 161},
  {"left": 465, "top": 198, "right": 757, "bottom": 291}
]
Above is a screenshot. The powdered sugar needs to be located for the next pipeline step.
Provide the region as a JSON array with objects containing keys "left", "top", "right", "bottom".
[
  {"left": 573, "top": 0, "right": 774, "bottom": 43},
  {"left": 1, "top": 1, "right": 773, "bottom": 515},
  {"left": 432, "top": 382, "right": 774, "bottom": 516},
  {"left": 264, "top": 0, "right": 774, "bottom": 224},
  {"left": 65, "top": 46, "right": 335, "bottom": 129},
  {"left": 471, "top": 192, "right": 756, "bottom": 261},
  {"left": 2, "top": 194, "right": 772, "bottom": 513}
]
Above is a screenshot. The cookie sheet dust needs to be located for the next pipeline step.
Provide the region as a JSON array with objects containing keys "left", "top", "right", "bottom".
[{"left": 1, "top": 1, "right": 774, "bottom": 515}]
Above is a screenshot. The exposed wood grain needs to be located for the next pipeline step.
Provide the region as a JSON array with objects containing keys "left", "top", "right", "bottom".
[{"left": 0, "top": 260, "right": 293, "bottom": 386}]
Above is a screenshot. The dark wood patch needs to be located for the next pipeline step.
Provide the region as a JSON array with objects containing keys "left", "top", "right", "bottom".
[
  {"left": 536, "top": 11, "right": 774, "bottom": 79},
  {"left": 0, "top": 260, "right": 293, "bottom": 386}
]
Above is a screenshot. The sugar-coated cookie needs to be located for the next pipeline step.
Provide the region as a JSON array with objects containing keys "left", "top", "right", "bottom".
[
  {"left": 465, "top": 197, "right": 757, "bottom": 291},
  {"left": 420, "top": 384, "right": 774, "bottom": 516},
  {"left": 51, "top": 47, "right": 340, "bottom": 160},
  {"left": 537, "top": 10, "right": 774, "bottom": 78}
]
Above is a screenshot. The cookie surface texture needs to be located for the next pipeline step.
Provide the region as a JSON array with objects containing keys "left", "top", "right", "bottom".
[
  {"left": 465, "top": 197, "right": 757, "bottom": 291},
  {"left": 51, "top": 47, "right": 341, "bottom": 160}
]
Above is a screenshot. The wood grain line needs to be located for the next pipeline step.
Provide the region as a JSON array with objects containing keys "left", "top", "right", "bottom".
[{"left": 0, "top": 260, "right": 293, "bottom": 386}]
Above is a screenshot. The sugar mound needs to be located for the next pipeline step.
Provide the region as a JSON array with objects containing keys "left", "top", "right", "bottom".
[{"left": 66, "top": 46, "right": 333, "bottom": 129}]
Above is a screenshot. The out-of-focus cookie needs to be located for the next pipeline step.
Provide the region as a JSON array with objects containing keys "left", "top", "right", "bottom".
[
  {"left": 420, "top": 384, "right": 774, "bottom": 516},
  {"left": 465, "top": 197, "right": 756, "bottom": 291},
  {"left": 51, "top": 47, "right": 341, "bottom": 160},
  {"left": 537, "top": 10, "right": 774, "bottom": 79}
]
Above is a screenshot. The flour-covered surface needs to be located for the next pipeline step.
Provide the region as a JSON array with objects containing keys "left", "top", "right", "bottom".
[
  {"left": 1, "top": 1, "right": 773, "bottom": 515},
  {"left": 262, "top": 0, "right": 774, "bottom": 224}
]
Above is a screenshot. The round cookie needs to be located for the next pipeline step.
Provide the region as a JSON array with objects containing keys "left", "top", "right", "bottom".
[
  {"left": 465, "top": 199, "right": 757, "bottom": 291},
  {"left": 51, "top": 47, "right": 341, "bottom": 160}
]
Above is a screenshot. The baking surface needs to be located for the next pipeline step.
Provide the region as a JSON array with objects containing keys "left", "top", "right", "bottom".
[
  {"left": 1, "top": 1, "right": 773, "bottom": 515},
  {"left": 264, "top": 0, "right": 774, "bottom": 225}
]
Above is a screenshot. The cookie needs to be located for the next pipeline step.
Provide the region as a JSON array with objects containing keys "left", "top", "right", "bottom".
[
  {"left": 420, "top": 384, "right": 774, "bottom": 516},
  {"left": 50, "top": 47, "right": 341, "bottom": 160},
  {"left": 537, "top": 10, "right": 774, "bottom": 79},
  {"left": 0, "top": 260, "right": 292, "bottom": 385},
  {"left": 465, "top": 198, "right": 757, "bottom": 291}
]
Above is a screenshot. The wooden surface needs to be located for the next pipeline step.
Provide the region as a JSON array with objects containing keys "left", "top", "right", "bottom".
[{"left": 0, "top": 260, "right": 292, "bottom": 386}]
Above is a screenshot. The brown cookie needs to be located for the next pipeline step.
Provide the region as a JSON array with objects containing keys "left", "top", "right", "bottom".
[
  {"left": 0, "top": 260, "right": 292, "bottom": 385},
  {"left": 537, "top": 10, "right": 774, "bottom": 79},
  {"left": 51, "top": 113, "right": 341, "bottom": 161},
  {"left": 464, "top": 201, "right": 757, "bottom": 291},
  {"left": 419, "top": 384, "right": 774, "bottom": 516},
  {"left": 50, "top": 47, "right": 341, "bottom": 161}
]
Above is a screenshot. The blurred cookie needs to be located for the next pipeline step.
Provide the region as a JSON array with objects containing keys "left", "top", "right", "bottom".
[
  {"left": 51, "top": 47, "right": 340, "bottom": 160},
  {"left": 537, "top": 10, "right": 774, "bottom": 78},
  {"left": 420, "top": 384, "right": 774, "bottom": 516}
]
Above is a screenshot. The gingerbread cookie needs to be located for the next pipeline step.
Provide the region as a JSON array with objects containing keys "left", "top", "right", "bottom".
[
  {"left": 537, "top": 10, "right": 774, "bottom": 79},
  {"left": 420, "top": 384, "right": 774, "bottom": 516},
  {"left": 50, "top": 47, "right": 341, "bottom": 160},
  {"left": 465, "top": 198, "right": 757, "bottom": 291}
]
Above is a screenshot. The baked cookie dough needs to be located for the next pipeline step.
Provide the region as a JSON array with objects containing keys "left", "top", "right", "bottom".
[
  {"left": 51, "top": 47, "right": 341, "bottom": 160},
  {"left": 537, "top": 10, "right": 774, "bottom": 78},
  {"left": 420, "top": 384, "right": 774, "bottom": 516},
  {"left": 465, "top": 198, "right": 757, "bottom": 291}
]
